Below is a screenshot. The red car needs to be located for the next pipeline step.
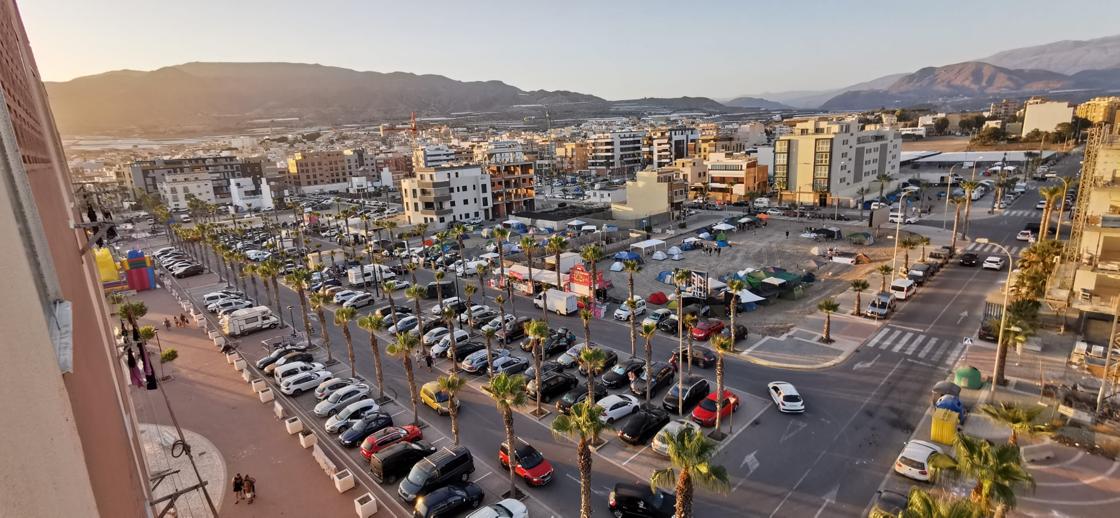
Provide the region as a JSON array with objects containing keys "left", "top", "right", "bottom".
[
  {"left": 691, "top": 390, "right": 740, "bottom": 427},
  {"left": 498, "top": 440, "right": 554, "bottom": 486},
  {"left": 359, "top": 425, "right": 423, "bottom": 459},
  {"left": 690, "top": 320, "right": 725, "bottom": 341}
]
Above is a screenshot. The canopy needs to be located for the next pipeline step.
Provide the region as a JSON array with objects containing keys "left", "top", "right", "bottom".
[
  {"left": 713, "top": 223, "right": 735, "bottom": 231},
  {"left": 503, "top": 219, "right": 520, "bottom": 225},
  {"left": 683, "top": 237, "right": 700, "bottom": 243},
  {"left": 630, "top": 239, "right": 667, "bottom": 254},
  {"left": 731, "top": 289, "right": 766, "bottom": 303},
  {"left": 614, "top": 251, "right": 641, "bottom": 261},
  {"left": 479, "top": 252, "right": 499, "bottom": 260},
  {"left": 581, "top": 225, "right": 598, "bottom": 232},
  {"left": 707, "top": 278, "right": 727, "bottom": 291},
  {"left": 739, "top": 216, "right": 756, "bottom": 224},
  {"left": 567, "top": 219, "right": 587, "bottom": 227}
]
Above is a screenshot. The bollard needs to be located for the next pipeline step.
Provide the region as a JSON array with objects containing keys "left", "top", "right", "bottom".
[
  {"left": 241, "top": 369, "right": 253, "bottom": 382},
  {"left": 333, "top": 469, "right": 355, "bottom": 493},
  {"left": 233, "top": 358, "right": 247, "bottom": 371},
  {"left": 258, "top": 388, "right": 274, "bottom": 403},
  {"left": 354, "top": 493, "right": 378, "bottom": 517},
  {"left": 225, "top": 352, "right": 238, "bottom": 365},
  {"left": 208, "top": 330, "right": 221, "bottom": 340},
  {"left": 273, "top": 401, "right": 285, "bottom": 419},
  {"left": 299, "top": 431, "right": 317, "bottom": 449},
  {"left": 250, "top": 379, "right": 267, "bottom": 393},
  {"left": 285, "top": 416, "right": 303, "bottom": 435}
]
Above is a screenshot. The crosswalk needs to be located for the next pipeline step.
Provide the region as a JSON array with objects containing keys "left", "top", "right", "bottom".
[
  {"left": 963, "top": 242, "right": 1023, "bottom": 255},
  {"left": 1002, "top": 210, "right": 1037, "bottom": 218},
  {"left": 863, "top": 326, "right": 967, "bottom": 366}
]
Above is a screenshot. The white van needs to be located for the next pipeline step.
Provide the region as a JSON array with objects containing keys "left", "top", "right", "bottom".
[
  {"left": 889, "top": 279, "right": 917, "bottom": 301},
  {"left": 347, "top": 264, "right": 396, "bottom": 286},
  {"left": 753, "top": 197, "right": 771, "bottom": 209},
  {"left": 222, "top": 306, "right": 280, "bottom": 336}
]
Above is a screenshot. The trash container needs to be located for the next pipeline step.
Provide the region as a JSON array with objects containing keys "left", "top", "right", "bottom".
[
  {"left": 954, "top": 366, "right": 982, "bottom": 390},
  {"left": 931, "top": 408, "right": 959, "bottom": 445}
]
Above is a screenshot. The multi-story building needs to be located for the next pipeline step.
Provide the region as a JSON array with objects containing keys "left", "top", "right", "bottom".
[
  {"left": 773, "top": 118, "right": 900, "bottom": 205},
  {"left": 400, "top": 164, "right": 491, "bottom": 228},
  {"left": 229, "top": 176, "right": 275, "bottom": 212},
  {"left": 478, "top": 140, "right": 524, "bottom": 164},
  {"left": 1077, "top": 97, "right": 1120, "bottom": 125},
  {"left": 646, "top": 126, "right": 699, "bottom": 168},
  {"left": 1, "top": 1, "right": 152, "bottom": 514},
  {"left": 588, "top": 130, "right": 645, "bottom": 176},
  {"left": 988, "top": 99, "right": 1021, "bottom": 120},
  {"left": 1021, "top": 98, "right": 1074, "bottom": 136},
  {"left": 705, "top": 152, "right": 769, "bottom": 203},
  {"left": 413, "top": 144, "right": 458, "bottom": 168},
  {"left": 670, "top": 156, "right": 708, "bottom": 189},
  {"left": 129, "top": 156, "right": 250, "bottom": 202},
  {"left": 555, "top": 141, "right": 589, "bottom": 172},
  {"left": 286, "top": 149, "right": 368, "bottom": 194},
  {"left": 157, "top": 171, "right": 215, "bottom": 211},
  {"left": 486, "top": 161, "right": 535, "bottom": 218},
  {"left": 610, "top": 168, "right": 688, "bottom": 221}
]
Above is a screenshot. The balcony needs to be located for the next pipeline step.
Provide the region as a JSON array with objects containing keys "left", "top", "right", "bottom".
[
  {"left": 1071, "top": 266, "right": 1120, "bottom": 313},
  {"left": 1087, "top": 214, "right": 1120, "bottom": 229}
]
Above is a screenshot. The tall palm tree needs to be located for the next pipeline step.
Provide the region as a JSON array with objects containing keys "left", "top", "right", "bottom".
[
  {"left": 916, "top": 235, "right": 931, "bottom": 262},
  {"left": 495, "top": 293, "right": 508, "bottom": 337},
  {"left": 883, "top": 487, "right": 983, "bottom": 518},
  {"left": 546, "top": 234, "right": 569, "bottom": 289},
  {"left": 464, "top": 284, "right": 478, "bottom": 329},
  {"left": 405, "top": 285, "right": 426, "bottom": 349},
  {"left": 682, "top": 313, "right": 698, "bottom": 377},
  {"left": 357, "top": 314, "right": 388, "bottom": 399},
  {"left": 438, "top": 373, "right": 467, "bottom": 445},
  {"left": 623, "top": 259, "right": 642, "bottom": 357},
  {"left": 386, "top": 332, "right": 422, "bottom": 425},
  {"left": 442, "top": 306, "right": 461, "bottom": 370},
  {"left": 526, "top": 319, "right": 551, "bottom": 417},
  {"left": 876, "top": 173, "right": 894, "bottom": 201},
  {"left": 877, "top": 264, "right": 894, "bottom": 292},
  {"left": 640, "top": 323, "right": 657, "bottom": 403},
  {"left": 449, "top": 223, "right": 469, "bottom": 268},
  {"left": 579, "top": 305, "right": 593, "bottom": 352},
  {"left": 489, "top": 373, "right": 528, "bottom": 498},
  {"left": 242, "top": 263, "right": 261, "bottom": 302},
  {"left": 899, "top": 235, "right": 918, "bottom": 270},
  {"left": 118, "top": 300, "right": 148, "bottom": 331},
  {"left": 334, "top": 307, "right": 358, "bottom": 377},
  {"left": 1039, "top": 185, "right": 1064, "bottom": 239},
  {"left": 818, "top": 298, "right": 839, "bottom": 343},
  {"left": 650, "top": 427, "right": 730, "bottom": 518},
  {"left": 949, "top": 195, "right": 966, "bottom": 253},
  {"left": 726, "top": 278, "right": 746, "bottom": 351},
  {"left": 980, "top": 403, "right": 1049, "bottom": 446},
  {"left": 521, "top": 236, "right": 540, "bottom": 319},
  {"left": 960, "top": 180, "right": 980, "bottom": 240},
  {"left": 434, "top": 268, "right": 448, "bottom": 317},
  {"left": 672, "top": 268, "right": 691, "bottom": 414},
  {"left": 1053, "top": 177, "right": 1073, "bottom": 238},
  {"left": 579, "top": 244, "right": 605, "bottom": 303},
  {"left": 382, "top": 280, "right": 398, "bottom": 322},
  {"left": 475, "top": 263, "right": 489, "bottom": 303},
  {"left": 578, "top": 346, "right": 608, "bottom": 405},
  {"left": 850, "top": 279, "right": 870, "bottom": 316},
  {"left": 930, "top": 434, "right": 1035, "bottom": 516},
  {"left": 710, "top": 335, "right": 735, "bottom": 436},
  {"left": 493, "top": 227, "right": 513, "bottom": 313},
  {"left": 551, "top": 402, "right": 607, "bottom": 518},
  {"left": 482, "top": 327, "right": 498, "bottom": 381},
  {"left": 285, "top": 268, "right": 314, "bottom": 346},
  {"left": 308, "top": 292, "right": 333, "bottom": 361},
  {"left": 258, "top": 259, "right": 285, "bottom": 327}
]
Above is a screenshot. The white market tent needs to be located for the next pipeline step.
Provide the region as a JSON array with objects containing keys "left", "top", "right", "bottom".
[
  {"left": 732, "top": 289, "right": 766, "bottom": 303},
  {"left": 630, "top": 239, "right": 667, "bottom": 256},
  {"left": 712, "top": 223, "right": 735, "bottom": 231},
  {"left": 567, "top": 219, "right": 588, "bottom": 227}
]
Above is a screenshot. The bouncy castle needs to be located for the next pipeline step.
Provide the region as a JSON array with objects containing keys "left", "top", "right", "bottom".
[{"left": 95, "top": 248, "right": 155, "bottom": 293}]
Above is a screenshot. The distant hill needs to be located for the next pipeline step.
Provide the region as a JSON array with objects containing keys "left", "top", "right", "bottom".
[
  {"left": 722, "top": 96, "right": 791, "bottom": 110},
  {"left": 738, "top": 73, "right": 908, "bottom": 109},
  {"left": 980, "top": 34, "right": 1120, "bottom": 75},
  {"left": 44, "top": 62, "right": 729, "bottom": 136}
]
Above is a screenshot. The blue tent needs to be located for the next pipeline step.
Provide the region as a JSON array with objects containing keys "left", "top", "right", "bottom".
[
  {"left": 656, "top": 271, "right": 674, "bottom": 284},
  {"left": 614, "top": 251, "right": 640, "bottom": 261}
]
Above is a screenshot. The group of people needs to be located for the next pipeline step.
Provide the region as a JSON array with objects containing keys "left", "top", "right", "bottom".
[
  {"left": 231, "top": 473, "right": 256, "bottom": 505},
  {"left": 163, "top": 313, "right": 191, "bottom": 329}
]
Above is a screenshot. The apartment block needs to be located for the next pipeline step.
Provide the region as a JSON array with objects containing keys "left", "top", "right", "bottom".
[
  {"left": 230, "top": 176, "right": 275, "bottom": 212},
  {"left": 286, "top": 149, "right": 368, "bottom": 194},
  {"left": 413, "top": 144, "right": 459, "bottom": 168},
  {"left": 400, "top": 164, "right": 491, "bottom": 228},
  {"left": 773, "top": 118, "right": 900, "bottom": 205},
  {"left": 1077, "top": 97, "right": 1120, "bottom": 126},
  {"left": 669, "top": 156, "right": 708, "bottom": 188},
  {"left": 486, "top": 161, "right": 535, "bottom": 218},
  {"left": 1066, "top": 130, "right": 1120, "bottom": 318},
  {"left": 705, "top": 152, "right": 769, "bottom": 203},
  {"left": 989, "top": 99, "right": 1021, "bottom": 120},
  {"left": 157, "top": 171, "right": 215, "bottom": 211},
  {"left": 1021, "top": 98, "right": 1074, "bottom": 136},
  {"left": 555, "top": 141, "right": 589, "bottom": 172},
  {"left": 130, "top": 155, "right": 251, "bottom": 202},
  {"left": 588, "top": 130, "right": 645, "bottom": 175},
  {"left": 610, "top": 168, "right": 688, "bottom": 221},
  {"left": 646, "top": 126, "right": 699, "bottom": 168}
]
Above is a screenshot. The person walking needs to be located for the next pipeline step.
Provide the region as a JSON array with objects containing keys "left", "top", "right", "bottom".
[
  {"left": 243, "top": 474, "right": 256, "bottom": 504},
  {"left": 785, "top": 230, "right": 789, "bottom": 239},
  {"left": 232, "top": 474, "right": 243, "bottom": 504},
  {"left": 424, "top": 351, "right": 433, "bottom": 372},
  {"left": 163, "top": 318, "right": 171, "bottom": 330},
  {"left": 180, "top": 313, "right": 188, "bottom": 327}
]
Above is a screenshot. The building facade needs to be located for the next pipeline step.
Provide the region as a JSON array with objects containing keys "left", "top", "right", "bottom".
[
  {"left": 286, "top": 149, "right": 368, "bottom": 194},
  {"left": 400, "top": 164, "right": 491, "bottom": 228},
  {"left": 413, "top": 144, "right": 458, "bottom": 168},
  {"left": 157, "top": 171, "right": 215, "bottom": 211},
  {"left": 485, "top": 161, "right": 535, "bottom": 218},
  {"left": 774, "top": 119, "right": 900, "bottom": 205},
  {"left": 1, "top": 1, "right": 152, "bottom": 514},
  {"left": 130, "top": 156, "right": 250, "bottom": 203},
  {"left": 555, "top": 141, "right": 589, "bottom": 172},
  {"left": 704, "top": 152, "right": 769, "bottom": 202},
  {"left": 229, "top": 176, "right": 275, "bottom": 212},
  {"left": 1076, "top": 97, "right": 1120, "bottom": 126},
  {"left": 610, "top": 168, "right": 688, "bottom": 221},
  {"left": 588, "top": 130, "right": 645, "bottom": 175},
  {"left": 1021, "top": 99, "right": 1074, "bottom": 136},
  {"left": 989, "top": 99, "right": 1021, "bottom": 120},
  {"left": 646, "top": 126, "right": 699, "bottom": 168}
]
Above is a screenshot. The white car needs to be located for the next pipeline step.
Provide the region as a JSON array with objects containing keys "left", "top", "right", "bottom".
[
  {"left": 482, "top": 314, "right": 515, "bottom": 334},
  {"left": 1016, "top": 230, "right": 1034, "bottom": 242},
  {"left": 466, "top": 499, "right": 528, "bottom": 518},
  {"left": 432, "top": 329, "right": 471, "bottom": 357},
  {"left": 982, "top": 256, "right": 1006, "bottom": 271},
  {"left": 202, "top": 290, "right": 243, "bottom": 305},
  {"left": 613, "top": 297, "right": 647, "bottom": 321},
  {"left": 596, "top": 394, "right": 640, "bottom": 424},
  {"left": 1035, "top": 199, "right": 1048, "bottom": 210},
  {"left": 422, "top": 327, "right": 451, "bottom": 347},
  {"left": 313, "top": 383, "right": 371, "bottom": 416},
  {"left": 279, "top": 369, "right": 333, "bottom": 396},
  {"left": 314, "top": 377, "right": 359, "bottom": 400},
  {"left": 431, "top": 297, "right": 463, "bottom": 316},
  {"left": 343, "top": 293, "right": 374, "bottom": 308},
  {"left": 766, "top": 208, "right": 785, "bottom": 216},
  {"left": 207, "top": 297, "right": 249, "bottom": 313},
  {"left": 767, "top": 381, "right": 806, "bottom": 413},
  {"left": 217, "top": 300, "right": 255, "bottom": 317},
  {"left": 324, "top": 399, "right": 380, "bottom": 433},
  {"left": 895, "top": 440, "right": 944, "bottom": 481},
  {"left": 459, "top": 305, "right": 493, "bottom": 324},
  {"left": 642, "top": 308, "right": 673, "bottom": 328},
  {"left": 273, "top": 362, "right": 325, "bottom": 384},
  {"left": 389, "top": 280, "right": 411, "bottom": 291},
  {"left": 333, "top": 289, "right": 362, "bottom": 304},
  {"left": 888, "top": 214, "right": 919, "bottom": 224},
  {"left": 651, "top": 419, "right": 700, "bottom": 456}
]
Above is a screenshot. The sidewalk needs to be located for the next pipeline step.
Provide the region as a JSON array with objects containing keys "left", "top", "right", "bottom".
[
  {"left": 739, "top": 304, "right": 881, "bottom": 369},
  {"left": 129, "top": 283, "right": 355, "bottom": 518}
]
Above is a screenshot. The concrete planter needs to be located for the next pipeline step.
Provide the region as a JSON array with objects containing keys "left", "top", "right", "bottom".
[
  {"left": 208, "top": 330, "right": 221, "bottom": 340},
  {"left": 250, "top": 378, "right": 267, "bottom": 392},
  {"left": 333, "top": 469, "right": 355, "bottom": 493},
  {"left": 258, "top": 388, "right": 274, "bottom": 403},
  {"left": 354, "top": 493, "right": 378, "bottom": 517},
  {"left": 225, "top": 352, "right": 238, "bottom": 364},
  {"left": 241, "top": 369, "right": 253, "bottom": 382},
  {"left": 233, "top": 358, "right": 247, "bottom": 371},
  {"left": 299, "top": 431, "right": 317, "bottom": 448},
  {"left": 213, "top": 336, "right": 226, "bottom": 348},
  {"left": 285, "top": 417, "right": 303, "bottom": 435},
  {"left": 273, "top": 401, "right": 285, "bottom": 419}
]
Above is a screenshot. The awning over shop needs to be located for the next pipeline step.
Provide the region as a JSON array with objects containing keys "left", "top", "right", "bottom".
[
  {"left": 567, "top": 219, "right": 587, "bottom": 227},
  {"left": 505, "top": 264, "right": 569, "bottom": 286}
]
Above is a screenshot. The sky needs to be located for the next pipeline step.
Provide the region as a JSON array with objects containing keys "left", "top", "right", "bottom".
[{"left": 18, "top": 0, "right": 1120, "bottom": 100}]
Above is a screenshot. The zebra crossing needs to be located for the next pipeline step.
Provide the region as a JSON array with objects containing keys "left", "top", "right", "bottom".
[
  {"left": 1002, "top": 210, "right": 1037, "bottom": 218},
  {"left": 963, "top": 242, "right": 1023, "bottom": 256},
  {"left": 862, "top": 326, "right": 967, "bottom": 366}
]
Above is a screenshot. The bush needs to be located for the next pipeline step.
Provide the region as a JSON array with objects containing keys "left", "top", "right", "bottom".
[{"left": 160, "top": 348, "right": 179, "bottom": 363}]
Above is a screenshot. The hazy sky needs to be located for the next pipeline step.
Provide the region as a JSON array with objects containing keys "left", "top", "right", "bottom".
[{"left": 19, "top": 0, "right": 1120, "bottom": 100}]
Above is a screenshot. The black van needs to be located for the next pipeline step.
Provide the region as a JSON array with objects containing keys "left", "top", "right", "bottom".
[
  {"left": 397, "top": 446, "right": 475, "bottom": 502},
  {"left": 369, "top": 441, "right": 437, "bottom": 484},
  {"left": 424, "top": 281, "right": 455, "bottom": 299}
]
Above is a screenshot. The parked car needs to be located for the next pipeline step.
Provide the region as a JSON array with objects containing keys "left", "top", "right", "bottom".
[
  {"left": 460, "top": 348, "right": 508, "bottom": 374},
  {"left": 360, "top": 425, "right": 423, "bottom": 459},
  {"left": 339, "top": 411, "right": 394, "bottom": 447},
  {"left": 325, "top": 399, "right": 381, "bottom": 434},
  {"left": 412, "top": 483, "right": 485, "bottom": 518},
  {"left": 273, "top": 361, "right": 325, "bottom": 384},
  {"left": 661, "top": 376, "right": 711, "bottom": 413},
  {"left": 719, "top": 324, "right": 749, "bottom": 342},
  {"left": 526, "top": 371, "right": 578, "bottom": 403},
  {"left": 690, "top": 319, "right": 725, "bottom": 341},
  {"left": 279, "top": 369, "right": 332, "bottom": 396},
  {"left": 629, "top": 361, "right": 676, "bottom": 398},
  {"left": 420, "top": 381, "right": 451, "bottom": 415},
  {"left": 577, "top": 348, "right": 618, "bottom": 376},
  {"left": 314, "top": 384, "right": 371, "bottom": 417},
  {"left": 397, "top": 446, "right": 475, "bottom": 503},
  {"left": 894, "top": 440, "right": 944, "bottom": 482},
  {"left": 488, "top": 356, "right": 529, "bottom": 377},
  {"left": 388, "top": 315, "right": 420, "bottom": 334},
  {"left": 256, "top": 345, "right": 309, "bottom": 370},
  {"left": 498, "top": 440, "right": 554, "bottom": 486},
  {"left": 481, "top": 314, "right": 515, "bottom": 334},
  {"left": 315, "top": 377, "right": 359, "bottom": 400},
  {"left": 651, "top": 419, "right": 701, "bottom": 456},
  {"left": 431, "top": 329, "right": 471, "bottom": 358},
  {"left": 524, "top": 360, "right": 562, "bottom": 380},
  {"left": 608, "top": 482, "right": 674, "bottom": 518},
  {"left": 619, "top": 405, "right": 671, "bottom": 445},
  {"left": 613, "top": 297, "right": 647, "bottom": 321},
  {"left": 601, "top": 357, "right": 645, "bottom": 389},
  {"left": 333, "top": 289, "right": 363, "bottom": 304},
  {"left": 691, "top": 390, "right": 740, "bottom": 427},
  {"left": 263, "top": 350, "right": 314, "bottom": 375},
  {"left": 767, "top": 381, "right": 806, "bottom": 413},
  {"left": 556, "top": 382, "right": 607, "bottom": 415},
  {"left": 172, "top": 264, "right": 204, "bottom": 278},
  {"left": 641, "top": 308, "right": 674, "bottom": 328},
  {"left": 555, "top": 342, "right": 588, "bottom": 370},
  {"left": 671, "top": 347, "right": 716, "bottom": 369},
  {"left": 343, "top": 293, "right": 375, "bottom": 308},
  {"left": 459, "top": 305, "right": 494, "bottom": 325},
  {"left": 497, "top": 316, "right": 532, "bottom": 343},
  {"left": 466, "top": 499, "right": 527, "bottom": 518},
  {"left": 596, "top": 393, "right": 640, "bottom": 424}
]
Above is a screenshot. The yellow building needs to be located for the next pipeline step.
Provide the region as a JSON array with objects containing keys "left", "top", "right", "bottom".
[
  {"left": 1064, "top": 129, "right": 1120, "bottom": 318},
  {"left": 611, "top": 168, "right": 688, "bottom": 221},
  {"left": 1076, "top": 97, "right": 1120, "bottom": 125}
]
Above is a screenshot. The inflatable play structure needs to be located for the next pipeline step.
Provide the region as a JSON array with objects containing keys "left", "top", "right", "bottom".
[{"left": 95, "top": 248, "right": 156, "bottom": 293}]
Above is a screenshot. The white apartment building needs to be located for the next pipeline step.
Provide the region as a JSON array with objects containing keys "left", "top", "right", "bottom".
[
  {"left": 647, "top": 127, "right": 699, "bottom": 168},
  {"left": 413, "top": 144, "right": 458, "bottom": 168},
  {"left": 1021, "top": 99, "right": 1074, "bottom": 136},
  {"left": 400, "top": 164, "right": 492, "bottom": 229},
  {"left": 229, "top": 177, "right": 274, "bottom": 212},
  {"left": 774, "top": 119, "right": 900, "bottom": 205},
  {"left": 477, "top": 140, "right": 525, "bottom": 164},
  {"left": 158, "top": 171, "right": 215, "bottom": 211},
  {"left": 588, "top": 130, "right": 646, "bottom": 174},
  {"left": 735, "top": 122, "right": 769, "bottom": 147}
]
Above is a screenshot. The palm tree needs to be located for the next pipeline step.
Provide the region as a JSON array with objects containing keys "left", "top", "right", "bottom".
[
  {"left": 960, "top": 180, "right": 980, "bottom": 239},
  {"left": 1053, "top": 177, "right": 1073, "bottom": 238},
  {"left": 916, "top": 235, "right": 931, "bottom": 262},
  {"left": 482, "top": 327, "right": 498, "bottom": 381},
  {"left": 450, "top": 223, "right": 469, "bottom": 268},
  {"left": 672, "top": 268, "right": 691, "bottom": 413},
  {"left": 551, "top": 402, "right": 607, "bottom": 518},
  {"left": 949, "top": 195, "right": 966, "bottom": 253},
  {"left": 438, "top": 374, "right": 467, "bottom": 445},
  {"left": 855, "top": 186, "right": 869, "bottom": 220},
  {"left": 640, "top": 323, "right": 657, "bottom": 403},
  {"left": 493, "top": 227, "right": 513, "bottom": 313},
  {"left": 442, "top": 306, "right": 461, "bottom": 370},
  {"left": 489, "top": 373, "right": 528, "bottom": 499},
  {"left": 710, "top": 335, "right": 735, "bottom": 436},
  {"left": 405, "top": 285, "right": 426, "bottom": 349},
  {"left": 650, "top": 427, "right": 730, "bottom": 518},
  {"left": 521, "top": 236, "right": 540, "bottom": 319},
  {"left": 475, "top": 263, "right": 489, "bottom": 303},
  {"left": 876, "top": 173, "right": 894, "bottom": 201},
  {"left": 850, "top": 279, "right": 869, "bottom": 316},
  {"left": 1039, "top": 185, "right": 1064, "bottom": 239},
  {"left": 334, "top": 307, "right": 358, "bottom": 377},
  {"left": 885, "top": 487, "right": 983, "bottom": 518},
  {"left": 899, "top": 235, "right": 918, "bottom": 270},
  {"left": 682, "top": 313, "right": 698, "bottom": 377},
  {"left": 285, "top": 268, "right": 314, "bottom": 347},
  {"left": 386, "top": 332, "right": 422, "bottom": 425},
  {"left": 623, "top": 259, "right": 641, "bottom": 357},
  {"left": 578, "top": 346, "right": 608, "bottom": 405},
  {"left": 818, "top": 298, "right": 839, "bottom": 343},
  {"left": 726, "top": 278, "right": 746, "bottom": 352},
  {"left": 980, "top": 403, "right": 1050, "bottom": 446},
  {"left": 260, "top": 258, "right": 285, "bottom": 327},
  {"left": 526, "top": 319, "right": 550, "bottom": 417},
  {"left": 930, "top": 434, "right": 1035, "bottom": 516},
  {"left": 579, "top": 244, "right": 605, "bottom": 303},
  {"left": 877, "top": 264, "right": 894, "bottom": 292},
  {"left": 357, "top": 314, "right": 388, "bottom": 399},
  {"left": 464, "top": 284, "right": 478, "bottom": 329},
  {"left": 382, "top": 280, "right": 398, "bottom": 321},
  {"left": 434, "top": 269, "right": 447, "bottom": 320},
  {"left": 495, "top": 293, "right": 508, "bottom": 337},
  {"left": 308, "top": 292, "right": 333, "bottom": 361},
  {"left": 579, "top": 305, "right": 593, "bottom": 352},
  {"left": 546, "top": 234, "right": 569, "bottom": 289},
  {"left": 118, "top": 300, "right": 148, "bottom": 331}
]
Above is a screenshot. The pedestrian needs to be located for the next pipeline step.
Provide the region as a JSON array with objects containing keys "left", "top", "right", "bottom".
[
  {"left": 243, "top": 474, "right": 255, "bottom": 504},
  {"left": 785, "top": 230, "right": 789, "bottom": 239},
  {"left": 424, "top": 351, "right": 434, "bottom": 372},
  {"left": 164, "top": 318, "right": 171, "bottom": 330},
  {"left": 232, "top": 474, "right": 243, "bottom": 504},
  {"left": 180, "top": 313, "right": 188, "bottom": 327},
  {"left": 716, "top": 246, "right": 721, "bottom": 257}
]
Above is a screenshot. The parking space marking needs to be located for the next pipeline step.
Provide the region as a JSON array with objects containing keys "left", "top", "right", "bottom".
[
  {"left": 475, "top": 470, "right": 494, "bottom": 482},
  {"left": 622, "top": 446, "right": 649, "bottom": 465},
  {"left": 390, "top": 409, "right": 408, "bottom": 418}
]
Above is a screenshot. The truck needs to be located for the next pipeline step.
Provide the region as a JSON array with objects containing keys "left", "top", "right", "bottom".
[
  {"left": 752, "top": 197, "right": 771, "bottom": 209},
  {"left": 347, "top": 264, "right": 396, "bottom": 286},
  {"left": 222, "top": 306, "right": 280, "bottom": 337},
  {"left": 545, "top": 252, "right": 582, "bottom": 274},
  {"left": 533, "top": 289, "right": 578, "bottom": 316}
]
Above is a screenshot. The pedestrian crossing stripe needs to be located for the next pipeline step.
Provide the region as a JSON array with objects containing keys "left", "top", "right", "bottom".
[
  {"left": 963, "top": 243, "right": 1022, "bottom": 255},
  {"left": 904, "top": 335, "right": 926, "bottom": 355},
  {"left": 862, "top": 328, "right": 959, "bottom": 364},
  {"left": 917, "top": 338, "right": 939, "bottom": 359},
  {"left": 892, "top": 332, "right": 914, "bottom": 353}
]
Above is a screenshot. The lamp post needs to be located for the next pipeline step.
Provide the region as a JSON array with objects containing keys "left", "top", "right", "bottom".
[
  {"left": 976, "top": 238, "right": 1013, "bottom": 389},
  {"left": 942, "top": 164, "right": 959, "bottom": 230},
  {"left": 891, "top": 191, "right": 913, "bottom": 276},
  {"left": 286, "top": 305, "right": 296, "bottom": 337}
]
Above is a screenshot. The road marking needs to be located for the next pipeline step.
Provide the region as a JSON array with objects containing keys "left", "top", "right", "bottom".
[
  {"left": 853, "top": 353, "right": 880, "bottom": 370},
  {"left": 864, "top": 328, "right": 891, "bottom": 349},
  {"left": 813, "top": 484, "right": 840, "bottom": 518},
  {"left": 906, "top": 358, "right": 940, "bottom": 368},
  {"left": 779, "top": 419, "right": 807, "bottom": 444},
  {"left": 917, "top": 338, "right": 938, "bottom": 359},
  {"left": 390, "top": 409, "right": 408, "bottom": 418},
  {"left": 622, "top": 446, "right": 649, "bottom": 465},
  {"left": 943, "top": 339, "right": 968, "bottom": 365},
  {"left": 956, "top": 311, "right": 969, "bottom": 324},
  {"left": 740, "top": 450, "right": 760, "bottom": 475},
  {"left": 889, "top": 324, "right": 925, "bottom": 333},
  {"left": 1028, "top": 451, "right": 1084, "bottom": 469},
  {"left": 475, "top": 470, "right": 494, "bottom": 482},
  {"left": 891, "top": 332, "right": 914, "bottom": 353},
  {"left": 924, "top": 265, "right": 984, "bottom": 333},
  {"left": 903, "top": 335, "right": 926, "bottom": 355},
  {"left": 1034, "top": 460, "right": 1120, "bottom": 487},
  {"left": 873, "top": 329, "right": 901, "bottom": 350}
]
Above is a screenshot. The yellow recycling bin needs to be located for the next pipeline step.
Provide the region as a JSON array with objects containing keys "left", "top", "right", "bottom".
[{"left": 931, "top": 408, "right": 959, "bottom": 445}]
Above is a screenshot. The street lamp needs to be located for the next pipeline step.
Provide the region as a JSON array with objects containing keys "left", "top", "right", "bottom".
[
  {"left": 286, "top": 305, "right": 296, "bottom": 338},
  {"left": 975, "top": 237, "right": 1013, "bottom": 390},
  {"left": 942, "top": 164, "right": 959, "bottom": 231},
  {"left": 890, "top": 191, "right": 913, "bottom": 275}
]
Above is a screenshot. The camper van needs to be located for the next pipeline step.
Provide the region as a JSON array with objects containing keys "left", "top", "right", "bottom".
[
  {"left": 753, "top": 197, "right": 771, "bottom": 209},
  {"left": 347, "top": 264, "right": 396, "bottom": 286},
  {"left": 889, "top": 279, "right": 917, "bottom": 301},
  {"left": 222, "top": 306, "right": 280, "bottom": 336}
]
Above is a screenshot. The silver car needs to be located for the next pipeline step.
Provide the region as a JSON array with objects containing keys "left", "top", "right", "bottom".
[
  {"left": 313, "top": 383, "right": 370, "bottom": 417},
  {"left": 324, "top": 399, "right": 380, "bottom": 433},
  {"left": 314, "top": 377, "right": 359, "bottom": 400}
]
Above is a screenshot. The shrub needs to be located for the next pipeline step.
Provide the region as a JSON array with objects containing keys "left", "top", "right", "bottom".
[{"left": 160, "top": 348, "right": 179, "bottom": 363}]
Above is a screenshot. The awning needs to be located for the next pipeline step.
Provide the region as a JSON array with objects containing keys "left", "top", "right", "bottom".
[
  {"left": 708, "top": 182, "right": 729, "bottom": 189},
  {"left": 732, "top": 289, "right": 766, "bottom": 303},
  {"left": 505, "top": 264, "right": 569, "bottom": 286},
  {"left": 631, "top": 239, "right": 667, "bottom": 254},
  {"left": 479, "top": 252, "right": 499, "bottom": 260},
  {"left": 738, "top": 216, "right": 755, "bottom": 224},
  {"left": 567, "top": 219, "right": 587, "bottom": 227},
  {"left": 503, "top": 219, "right": 521, "bottom": 226},
  {"left": 713, "top": 223, "right": 735, "bottom": 231},
  {"left": 581, "top": 225, "right": 598, "bottom": 232}
]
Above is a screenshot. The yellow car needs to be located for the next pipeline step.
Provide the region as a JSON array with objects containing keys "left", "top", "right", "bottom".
[{"left": 420, "top": 381, "right": 450, "bottom": 415}]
